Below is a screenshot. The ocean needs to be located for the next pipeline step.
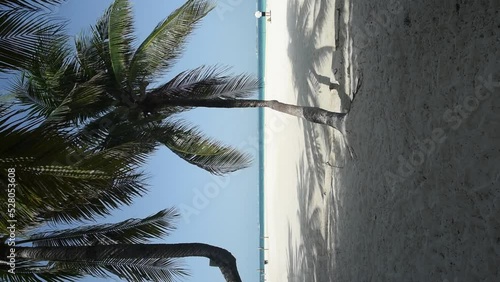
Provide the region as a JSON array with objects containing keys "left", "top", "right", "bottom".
[{"left": 257, "top": 0, "right": 267, "bottom": 280}]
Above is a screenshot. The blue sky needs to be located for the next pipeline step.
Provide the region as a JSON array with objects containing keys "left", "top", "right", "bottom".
[{"left": 52, "top": 0, "right": 261, "bottom": 281}]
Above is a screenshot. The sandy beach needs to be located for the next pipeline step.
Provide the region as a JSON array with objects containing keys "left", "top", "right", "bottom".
[{"left": 263, "top": 0, "right": 499, "bottom": 281}]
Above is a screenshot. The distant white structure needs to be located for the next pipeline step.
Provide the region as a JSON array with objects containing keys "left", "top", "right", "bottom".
[{"left": 255, "top": 10, "right": 271, "bottom": 21}]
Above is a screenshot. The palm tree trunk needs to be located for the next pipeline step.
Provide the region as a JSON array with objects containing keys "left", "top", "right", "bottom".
[
  {"left": 16, "top": 243, "right": 242, "bottom": 282},
  {"left": 144, "top": 97, "right": 347, "bottom": 133}
]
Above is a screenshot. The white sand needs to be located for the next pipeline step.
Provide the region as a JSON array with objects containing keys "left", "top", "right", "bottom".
[{"left": 263, "top": 0, "right": 499, "bottom": 281}]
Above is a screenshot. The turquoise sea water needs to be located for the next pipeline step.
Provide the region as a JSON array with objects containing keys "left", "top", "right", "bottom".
[{"left": 257, "top": 0, "right": 267, "bottom": 280}]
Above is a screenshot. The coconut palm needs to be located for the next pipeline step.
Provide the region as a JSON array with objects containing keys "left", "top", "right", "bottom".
[
  {"left": 0, "top": 208, "right": 242, "bottom": 282},
  {"left": 11, "top": 0, "right": 254, "bottom": 176},
  {"left": 0, "top": 105, "right": 241, "bottom": 281},
  {"left": 0, "top": 0, "right": 67, "bottom": 72},
  {"left": 0, "top": 106, "right": 242, "bottom": 281},
  {"left": 13, "top": 0, "right": 351, "bottom": 176}
]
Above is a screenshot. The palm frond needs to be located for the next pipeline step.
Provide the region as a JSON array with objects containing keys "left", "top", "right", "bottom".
[
  {"left": 17, "top": 165, "right": 109, "bottom": 179},
  {"left": 0, "top": 261, "right": 82, "bottom": 282},
  {"left": 0, "top": 107, "right": 150, "bottom": 229},
  {"left": 0, "top": 109, "right": 73, "bottom": 163},
  {"left": 0, "top": 0, "right": 66, "bottom": 10},
  {"left": 71, "top": 4, "right": 117, "bottom": 103},
  {"left": 24, "top": 208, "right": 178, "bottom": 247},
  {"left": 76, "top": 141, "right": 152, "bottom": 170},
  {"left": 74, "top": 4, "right": 112, "bottom": 79},
  {"left": 11, "top": 73, "right": 59, "bottom": 118},
  {"left": 74, "top": 110, "right": 128, "bottom": 148},
  {"left": 54, "top": 258, "right": 188, "bottom": 282},
  {"left": 33, "top": 173, "right": 148, "bottom": 224},
  {"left": 0, "top": 106, "right": 40, "bottom": 134},
  {"left": 0, "top": 2, "right": 66, "bottom": 71},
  {"left": 108, "top": 0, "right": 134, "bottom": 85},
  {"left": 128, "top": 0, "right": 213, "bottom": 84},
  {"left": 150, "top": 65, "right": 260, "bottom": 101},
  {"left": 12, "top": 37, "right": 81, "bottom": 120},
  {"left": 93, "top": 116, "right": 252, "bottom": 175},
  {"left": 42, "top": 73, "right": 110, "bottom": 126},
  {"left": 0, "top": 168, "right": 146, "bottom": 228},
  {"left": 157, "top": 120, "right": 252, "bottom": 175},
  {"left": 22, "top": 142, "right": 154, "bottom": 224},
  {"left": 78, "top": 112, "right": 165, "bottom": 152}
]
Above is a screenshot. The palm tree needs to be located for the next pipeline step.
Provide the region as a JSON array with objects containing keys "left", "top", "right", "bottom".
[
  {"left": 13, "top": 0, "right": 352, "bottom": 176},
  {"left": 0, "top": 208, "right": 242, "bottom": 282},
  {"left": 0, "top": 0, "right": 67, "bottom": 72}
]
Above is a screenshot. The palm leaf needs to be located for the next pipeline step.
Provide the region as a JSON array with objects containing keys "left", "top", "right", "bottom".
[
  {"left": 34, "top": 173, "right": 148, "bottom": 224},
  {"left": 108, "top": 0, "right": 134, "bottom": 85},
  {"left": 16, "top": 165, "right": 109, "bottom": 179},
  {"left": 11, "top": 72, "right": 60, "bottom": 118},
  {"left": 157, "top": 120, "right": 252, "bottom": 175},
  {"left": 41, "top": 73, "right": 109, "bottom": 126},
  {"left": 74, "top": 5, "right": 112, "bottom": 80},
  {"left": 150, "top": 65, "right": 260, "bottom": 101},
  {"left": 77, "top": 114, "right": 163, "bottom": 157},
  {"left": 0, "top": 108, "right": 74, "bottom": 163},
  {"left": 0, "top": 0, "right": 66, "bottom": 10},
  {"left": 128, "top": 0, "right": 213, "bottom": 84},
  {"left": 94, "top": 116, "right": 252, "bottom": 175},
  {"left": 0, "top": 1, "right": 66, "bottom": 71},
  {"left": 54, "top": 258, "right": 188, "bottom": 282},
  {"left": 75, "top": 110, "right": 130, "bottom": 149},
  {"left": 0, "top": 107, "right": 150, "bottom": 229},
  {"left": 12, "top": 37, "right": 80, "bottom": 120},
  {"left": 9, "top": 22, "right": 111, "bottom": 127},
  {"left": 0, "top": 261, "right": 82, "bottom": 282},
  {"left": 75, "top": 141, "right": 152, "bottom": 170},
  {"left": 24, "top": 142, "right": 154, "bottom": 224},
  {"left": 23, "top": 208, "right": 179, "bottom": 247}
]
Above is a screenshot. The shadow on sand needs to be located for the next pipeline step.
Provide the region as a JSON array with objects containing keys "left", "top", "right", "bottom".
[{"left": 285, "top": 0, "right": 344, "bottom": 280}]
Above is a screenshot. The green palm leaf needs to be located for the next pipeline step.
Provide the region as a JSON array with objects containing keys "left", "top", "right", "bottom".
[
  {"left": 108, "top": 0, "right": 134, "bottom": 85},
  {"left": 24, "top": 208, "right": 178, "bottom": 247},
  {"left": 128, "top": 0, "right": 213, "bottom": 85},
  {"left": 150, "top": 65, "right": 260, "bottom": 102},
  {"left": 53, "top": 258, "right": 188, "bottom": 282},
  {"left": 42, "top": 74, "right": 110, "bottom": 126},
  {"left": 75, "top": 111, "right": 133, "bottom": 149},
  {"left": 0, "top": 258, "right": 187, "bottom": 282},
  {"left": 12, "top": 37, "right": 82, "bottom": 120},
  {"left": 0, "top": 0, "right": 66, "bottom": 72},
  {"left": 34, "top": 174, "right": 147, "bottom": 224},
  {"left": 27, "top": 141, "right": 154, "bottom": 224},
  {"left": 0, "top": 0, "right": 66, "bottom": 10},
  {"left": 92, "top": 116, "right": 162, "bottom": 150},
  {"left": 157, "top": 120, "right": 252, "bottom": 175},
  {"left": 12, "top": 73, "right": 60, "bottom": 118},
  {"left": 0, "top": 108, "right": 150, "bottom": 229},
  {"left": 74, "top": 5, "right": 112, "bottom": 80},
  {"left": 0, "top": 261, "right": 82, "bottom": 282}
]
